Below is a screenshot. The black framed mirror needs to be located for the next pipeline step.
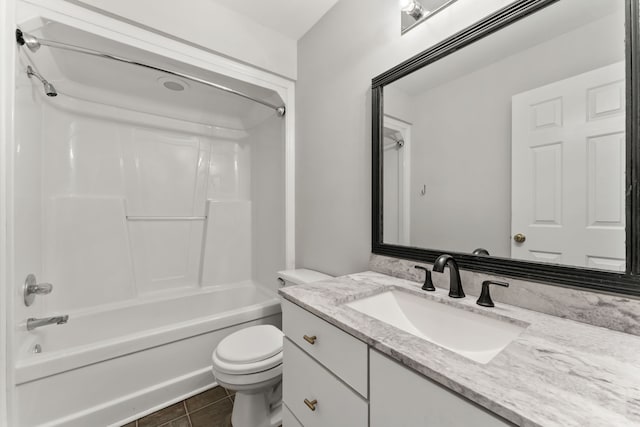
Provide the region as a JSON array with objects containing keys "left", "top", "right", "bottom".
[{"left": 372, "top": 0, "right": 640, "bottom": 296}]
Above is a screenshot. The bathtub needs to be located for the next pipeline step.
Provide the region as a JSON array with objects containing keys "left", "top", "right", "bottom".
[{"left": 15, "top": 282, "right": 282, "bottom": 427}]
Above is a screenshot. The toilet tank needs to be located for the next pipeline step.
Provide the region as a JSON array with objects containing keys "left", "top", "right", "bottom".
[{"left": 277, "top": 269, "right": 332, "bottom": 287}]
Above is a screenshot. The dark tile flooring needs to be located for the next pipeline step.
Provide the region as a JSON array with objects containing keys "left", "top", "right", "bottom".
[{"left": 122, "top": 386, "right": 235, "bottom": 427}]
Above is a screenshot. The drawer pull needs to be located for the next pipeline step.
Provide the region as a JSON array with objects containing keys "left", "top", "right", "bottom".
[
  {"left": 303, "top": 334, "right": 317, "bottom": 345},
  {"left": 304, "top": 398, "right": 318, "bottom": 411}
]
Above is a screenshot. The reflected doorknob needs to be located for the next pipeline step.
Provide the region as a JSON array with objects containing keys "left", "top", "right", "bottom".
[{"left": 513, "top": 233, "right": 526, "bottom": 243}]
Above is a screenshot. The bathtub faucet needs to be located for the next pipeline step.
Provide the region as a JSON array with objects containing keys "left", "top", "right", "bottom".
[{"left": 26, "top": 315, "right": 69, "bottom": 331}]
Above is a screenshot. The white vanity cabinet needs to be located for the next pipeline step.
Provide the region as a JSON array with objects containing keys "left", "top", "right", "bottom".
[
  {"left": 282, "top": 300, "right": 512, "bottom": 427},
  {"left": 370, "top": 349, "right": 512, "bottom": 427}
]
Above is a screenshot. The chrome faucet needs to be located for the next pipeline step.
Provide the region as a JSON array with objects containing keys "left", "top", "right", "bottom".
[
  {"left": 27, "top": 315, "right": 69, "bottom": 331},
  {"left": 432, "top": 254, "right": 465, "bottom": 298}
]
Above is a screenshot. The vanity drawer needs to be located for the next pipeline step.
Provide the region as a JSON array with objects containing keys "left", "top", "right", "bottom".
[
  {"left": 283, "top": 338, "right": 368, "bottom": 427},
  {"left": 281, "top": 299, "right": 368, "bottom": 396}
]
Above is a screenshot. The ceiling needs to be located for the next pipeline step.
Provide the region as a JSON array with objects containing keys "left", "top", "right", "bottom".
[{"left": 210, "top": 0, "right": 340, "bottom": 40}]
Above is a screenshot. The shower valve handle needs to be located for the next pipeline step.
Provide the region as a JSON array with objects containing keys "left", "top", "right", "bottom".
[
  {"left": 28, "top": 283, "right": 53, "bottom": 294},
  {"left": 23, "top": 274, "right": 53, "bottom": 306}
]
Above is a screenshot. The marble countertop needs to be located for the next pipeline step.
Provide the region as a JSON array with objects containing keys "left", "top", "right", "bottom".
[{"left": 278, "top": 271, "right": 640, "bottom": 427}]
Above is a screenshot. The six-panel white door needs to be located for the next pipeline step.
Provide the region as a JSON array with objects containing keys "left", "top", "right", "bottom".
[{"left": 511, "top": 62, "right": 625, "bottom": 271}]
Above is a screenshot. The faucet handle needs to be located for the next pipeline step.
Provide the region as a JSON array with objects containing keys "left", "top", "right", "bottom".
[
  {"left": 476, "top": 280, "right": 509, "bottom": 307},
  {"left": 414, "top": 266, "right": 435, "bottom": 291},
  {"left": 472, "top": 248, "right": 490, "bottom": 256}
]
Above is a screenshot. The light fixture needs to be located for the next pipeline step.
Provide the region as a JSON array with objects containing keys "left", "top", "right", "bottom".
[
  {"left": 400, "top": 0, "right": 458, "bottom": 35},
  {"left": 400, "top": 0, "right": 428, "bottom": 21}
]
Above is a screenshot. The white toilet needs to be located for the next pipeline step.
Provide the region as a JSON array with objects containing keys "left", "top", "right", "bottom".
[{"left": 211, "top": 269, "right": 332, "bottom": 427}]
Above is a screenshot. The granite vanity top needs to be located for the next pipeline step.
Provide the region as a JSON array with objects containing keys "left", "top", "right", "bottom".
[{"left": 278, "top": 271, "right": 640, "bottom": 427}]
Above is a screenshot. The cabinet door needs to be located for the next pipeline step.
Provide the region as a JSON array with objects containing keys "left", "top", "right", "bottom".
[{"left": 370, "top": 350, "right": 513, "bottom": 427}]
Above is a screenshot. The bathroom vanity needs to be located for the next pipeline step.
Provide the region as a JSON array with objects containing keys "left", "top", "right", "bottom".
[
  {"left": 279, "top": 272, "right": 640, "bottom": 426},
  {"left": 281, "top": 298, "right": 508, "bottom": 426}
]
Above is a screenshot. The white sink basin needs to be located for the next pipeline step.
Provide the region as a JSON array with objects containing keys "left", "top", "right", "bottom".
[{"left": 345, "top": 290, "right": 526, "bottom": 364}]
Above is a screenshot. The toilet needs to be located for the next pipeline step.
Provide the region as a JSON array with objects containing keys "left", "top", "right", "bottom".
[{"left": 211, "top": 269, "right": 332, "bottom": 427}]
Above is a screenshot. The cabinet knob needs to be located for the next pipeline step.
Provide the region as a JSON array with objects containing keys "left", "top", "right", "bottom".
[
  {"left": 513, "top": 233, "right": 526, "bottom": 243},
  {"left": 303, "top": 334, "right": 317, "bottom": 345},
  {"left": 304, "top": 398, "right": 318, "bottom": 411}
]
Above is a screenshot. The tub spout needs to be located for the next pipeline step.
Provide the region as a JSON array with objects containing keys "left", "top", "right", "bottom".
[{"left": 27, "top": 315, "right": 69, "bottom": 331}]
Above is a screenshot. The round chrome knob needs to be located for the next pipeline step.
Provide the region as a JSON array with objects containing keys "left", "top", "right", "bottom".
[
  {"left": 23, "top": 274, "right": 53, "bottom": 307},
  {"left": 513, "top": 233, "right": 526, "bottom": 243}
]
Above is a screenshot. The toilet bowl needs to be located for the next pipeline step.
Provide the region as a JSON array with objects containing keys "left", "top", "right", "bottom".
[{"left": 211, "top": 269, "right": 332, "bottom": 427}]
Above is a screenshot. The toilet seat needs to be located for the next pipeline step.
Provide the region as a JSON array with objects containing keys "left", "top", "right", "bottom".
[
  {"left": 212, "top": 325, "right": 284, "bottom": 376},
  {"left": 213, "top": 349, "right": 283, "bottom": 375},
  {"left": 217, "top": 325, "right": 283, "bottom": 364}
]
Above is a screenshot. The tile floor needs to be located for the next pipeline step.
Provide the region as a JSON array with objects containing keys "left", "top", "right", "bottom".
[{"left": 122, "top": 386, "right": 234, "bottom": 427}]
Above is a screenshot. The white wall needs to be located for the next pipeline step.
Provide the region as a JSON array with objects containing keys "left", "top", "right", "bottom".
[
  {"left": 406, "top": 13, "right": 624, "bottom": 257},
  {"left": 65, "top": 0, "right": 298, "bottom": 79},
  {"left": 296, "top": 0, "right": 514, "bottom": 275}
]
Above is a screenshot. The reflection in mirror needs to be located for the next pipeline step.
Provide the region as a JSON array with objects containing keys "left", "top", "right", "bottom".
[{"left": 382, "top": 0, "right": 625, "bottom": 271}]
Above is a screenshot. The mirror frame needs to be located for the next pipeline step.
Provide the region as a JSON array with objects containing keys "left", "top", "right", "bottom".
[{"left": 372, "top": 0, "right": 640, "bottom": 296}]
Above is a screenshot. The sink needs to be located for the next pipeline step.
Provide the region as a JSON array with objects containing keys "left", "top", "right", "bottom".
[{"left": 345, "top": 290, "right": 526, "bottom": 364}]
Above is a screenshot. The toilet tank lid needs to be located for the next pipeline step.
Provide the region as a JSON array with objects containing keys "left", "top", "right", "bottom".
[{"left": 277, "top": 269, "right": 332, "bottom": 285}]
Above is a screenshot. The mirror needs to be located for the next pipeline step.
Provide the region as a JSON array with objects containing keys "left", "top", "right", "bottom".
[{"left": 373, "top": 0, "right": 640, "bottom": 295}]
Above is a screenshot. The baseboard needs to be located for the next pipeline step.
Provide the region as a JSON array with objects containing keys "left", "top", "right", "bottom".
[{"left": 42, "top": 367, "right": 217, "bottom": 427}]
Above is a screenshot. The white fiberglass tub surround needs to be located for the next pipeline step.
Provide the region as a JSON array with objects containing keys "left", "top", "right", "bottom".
[{"left": 12, "top": 16, "right": 289, "bottom": 427}]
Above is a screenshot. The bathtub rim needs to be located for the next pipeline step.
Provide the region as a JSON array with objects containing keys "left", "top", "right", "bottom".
[
  {"left": 29, "top": 279, "right": 278, "bottom": 322},
  {"left": 16, "top": 283, "right": 281, "bottom": 385}
]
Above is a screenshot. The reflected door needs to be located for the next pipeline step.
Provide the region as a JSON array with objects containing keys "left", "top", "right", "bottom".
[
  {"left": 511, "top": 62, "right": 625, "bottom": 271},
  {"left": 383, "top": 134, "right": 402, "bottom": 244},
  {"left": 382, "top": 116, "right": 411, "bottom": 245}
]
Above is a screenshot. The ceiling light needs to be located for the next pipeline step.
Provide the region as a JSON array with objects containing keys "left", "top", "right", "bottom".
[{"left": 157, "top": 76, "right": 189, "bottom": 92}]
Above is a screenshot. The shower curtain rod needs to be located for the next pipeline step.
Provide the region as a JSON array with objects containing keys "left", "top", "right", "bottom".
[{"left": 15, "top": 29, "right": 286, "bottom": 117}]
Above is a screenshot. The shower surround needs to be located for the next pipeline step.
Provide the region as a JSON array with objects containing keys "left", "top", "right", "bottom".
[{"left": 9, "top": 10, "right": 294, "bottom": 427}]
